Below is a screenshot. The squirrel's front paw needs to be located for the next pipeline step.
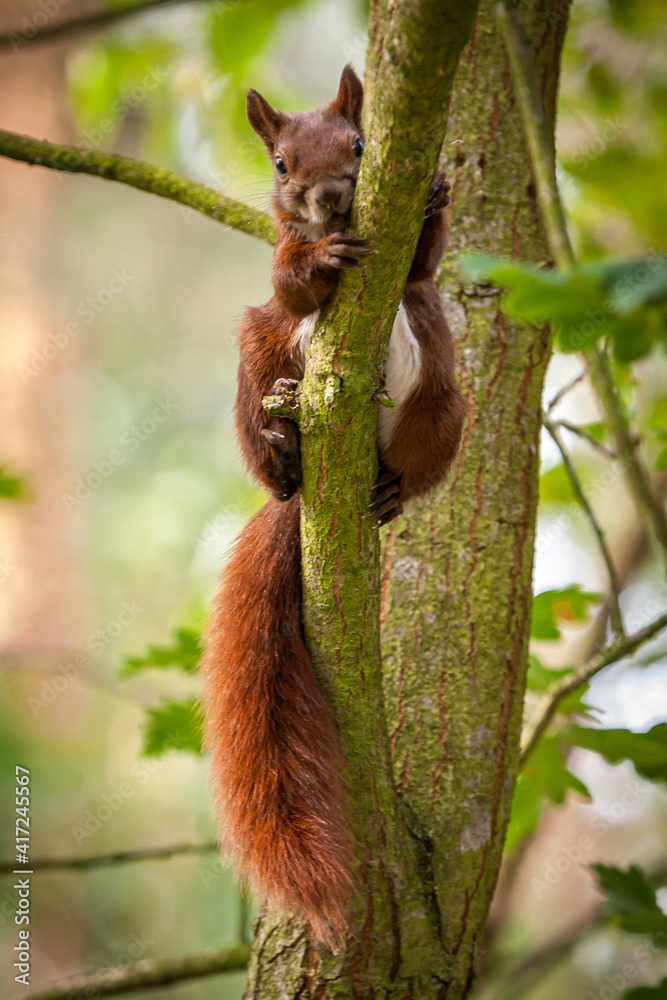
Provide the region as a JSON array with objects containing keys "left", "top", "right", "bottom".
[
  {"left": 425, "top": 170, "right": 451, "bottom": 218},
  {"left": 270, "top": 377, "right": 300, "bottom": 401},
  {"left": 320, "top": 233, "right": 372, "bottom": 270}
]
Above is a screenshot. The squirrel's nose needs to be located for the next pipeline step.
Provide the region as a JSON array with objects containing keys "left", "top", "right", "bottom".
[{"left": 315, "top": 185, "right": 342, "bottom": 210}]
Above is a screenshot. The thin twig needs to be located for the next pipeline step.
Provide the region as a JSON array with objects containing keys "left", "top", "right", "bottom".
[
  {"left": 0, "top": 128, "right": 275, "bottom": 244},
  {"left": 483, "top": 858, "right": 667, "bottom": 999},
  {"left": 485, "top": 510, "right": 659, "bottom": 967},
  {"left": 521, "top": 610, "right": 667, "bottom": 766},
  {"left": 552, "top": 418, "right": 617, "bottom": 459},
  {"left": 543, "top": 415, "right": 623, "bottom": 636},
  {"left": 0, "top": 0, "right": 207, "bottom": 53},
  {"left": 586, "top": 347, "right": 667, "bottom": 561},
  {"left": 495, "top": 1, "right": 667, "bottom": 566},
  {"left": 545, "top": 369, "right": 587, "bottom": 413},
  {"left": 494, "top": 1, "right": 575, "bottom": 271},
  {"left": 486, "top": 907, "right": 603, "bottom": 1000},
  {"left": 24, "top": 943, "right": 251, "bottom": 1000},
  {"left": 0, "top": 841, "right": 217, "bottom": 875}
]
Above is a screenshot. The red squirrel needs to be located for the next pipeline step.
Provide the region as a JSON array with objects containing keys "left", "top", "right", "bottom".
[{"left": 203, "top": 66, "right": 465, "bottom": 944}]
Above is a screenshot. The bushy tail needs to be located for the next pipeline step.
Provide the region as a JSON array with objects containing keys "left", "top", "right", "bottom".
[{"left": 202, "top": 494, "right": 350, "bottom": 942}]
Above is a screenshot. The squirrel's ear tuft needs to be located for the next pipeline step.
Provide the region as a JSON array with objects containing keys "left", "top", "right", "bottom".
[
  {"left": 246, "top": 89, "right": 285, "bottom": 150},
  {"left": 332, "top": 64, "right": 364, "bottom": 131}
]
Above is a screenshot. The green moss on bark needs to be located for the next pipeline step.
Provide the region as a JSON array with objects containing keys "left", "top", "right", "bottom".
[
  {"left": 0, "top": 128, "right": 275, "bottom": 242},
  {"left": 381, "top": 2, "right": 570, "bottom": 994}
]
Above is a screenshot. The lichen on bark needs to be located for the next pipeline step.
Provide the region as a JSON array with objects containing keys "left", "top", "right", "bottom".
[{"left": 381, "top": 0, "right": 570, "bottom": 992}]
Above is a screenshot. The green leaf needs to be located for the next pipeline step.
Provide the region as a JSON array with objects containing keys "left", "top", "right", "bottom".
[
  {"left": 539, "top": 462, "right": 580, "bottom": 505},
  {"left": 460, "top": 255, "right": 604, "bottom": 331},
  {"left": 121, "top": 628, "right": 203, "bottom": 677},
  {"left": 563, "top": 149, "right": 667, "bottom": 247},
  {"left": 579, "top": 421, "right": 607, "bottom": 443},
  {"left": 593, "top": 864, "right": 667, "bottom": 936},
  {"left": 656, "top": 446, "right": 667, "bottom": 472},
  {"left": 142, "top": 698, "right": 203, "bottom": 757},
  {"left": 0, "top": 465, "right": 26, "bottom": 500},
  {"left": 525, "top": 658, "right": 594, "bottom": 721},
  {"left": 526, "top": 655, "right": 573, "bottom": 692},
  {"left": 458, "top": 254, "right": 667, "bottom": 361},
  {"left": 597, "top": 256, "right": 667, "bottom": 315},
  {"left": 506, "top": 736, "right": 589, "bottom": 854},
  {"left": 532, "top": 587, "right": 603, "bottom": 641},
  {"left": 624, "top": 978, "right": 667, "bottom": 1000},
  {"left": 568, "top": 724, "right": 667, "bottom": 784}
]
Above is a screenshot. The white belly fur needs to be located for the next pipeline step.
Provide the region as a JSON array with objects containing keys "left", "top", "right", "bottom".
[{"left": 292, "top": 300, "right": 422, "bottom": 452}]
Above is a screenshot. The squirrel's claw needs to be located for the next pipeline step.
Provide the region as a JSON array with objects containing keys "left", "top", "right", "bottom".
[{"left": 425, "top": 170, "right": 451, "bottom": 217}]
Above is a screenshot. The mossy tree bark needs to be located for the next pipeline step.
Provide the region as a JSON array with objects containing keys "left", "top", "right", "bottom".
[
  {"left": 246, "top": 1, "right": 570, "bottom": 997},
  {"left": 381, "top": 0, "right": 570, "bottom": 992}
]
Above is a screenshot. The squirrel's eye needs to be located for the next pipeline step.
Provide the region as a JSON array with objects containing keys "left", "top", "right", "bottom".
[
  {"left": 275, "top": 156, "right": 288, "bottom": 175},
  {"left": 353, "top": 138, "right": 364, "bottom": 158}
]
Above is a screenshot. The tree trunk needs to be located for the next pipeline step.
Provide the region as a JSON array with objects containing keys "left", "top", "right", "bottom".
[
  {"left": 382, "top": 0, "right": 569, "bottom": 991},
  {"left": 244, "top": 1, "right": 569, "bottom": 996}
]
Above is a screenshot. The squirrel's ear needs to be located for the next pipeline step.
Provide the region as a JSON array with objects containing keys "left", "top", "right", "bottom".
[
  {"left": 246, "top": 89, "right": 285, "bottom": 150},
  {"left": 332, "top": 64, "right": 364, "bottom": 131}
]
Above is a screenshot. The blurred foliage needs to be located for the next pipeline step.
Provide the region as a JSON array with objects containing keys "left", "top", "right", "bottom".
[
  {"left": 593, "top": 863, "right": 667, "bottom": 938},
  {"left": 506, "top": 735, "right": 590, "bottom": 855},
  {"left": 569, "top": 723, "right": 667, "bottom": 784},
  {"left": 625, "top": 980, "right": 667, "bottom": 1000},
  {"left": 459, "top": 254, "right": 667, "bottom": 362},
  {"left": 559, "top": 0, "right": 667, "bottom": 255},
  {"left": 121, "top": 626, "right": 202, "bottom": 676},
  {"left": 142, "top": 696, "right": 203, "bottom": 756},
  {"left": 66, "top": 0, "right": 344, "bottom": 192},
  {"left": 532, "top": 586, "right": 603, "bottom": 640},
  {"left": 0, "top": 464, "right": 25, "bottom": 499}
]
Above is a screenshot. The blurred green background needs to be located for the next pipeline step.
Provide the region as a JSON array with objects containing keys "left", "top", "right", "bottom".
[{"left": 0, "top": 0, "right": 665, "bottom": 998}]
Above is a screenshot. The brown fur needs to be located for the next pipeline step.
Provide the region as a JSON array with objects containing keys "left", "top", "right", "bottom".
[{"left": 203, "top": 66, "right": 465, "bottom": 943}]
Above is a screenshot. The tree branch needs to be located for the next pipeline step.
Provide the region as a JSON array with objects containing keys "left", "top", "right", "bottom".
[
  {"left": 494, "top": 1, "right": 574, "bottom": 271},
  {"left": 496, "top": 2, "right": 667, "bottom": 565},
  {"left": 552, "top": 417, "right": 617, "bottom": 459},
  {"left": 543, "top": 415, "right": 623, "bottom": 635},
  {"left": 586, "top": 347, "right": 667, "bottom": 561},
  {"left": 520, "top": 611, "right": 667, "bottom": 766},
  {"left": 0, "top": 841, "right": 217, "bottom": 875},
  {"left": 25, "top": 944, "right": 250, "bottom": 1000},
  {"left": 488, "top": 906, "right": 602, "bottom": 1000},
  {"left": 545, "top": 369, "right": 586, "bottom": 413},
  {"left": 0, "top": 0, "right": 207, "bottom": 53},
  {"left": 0, "top": 129, "right": 275, "bottom": 243},
  {"left": 248, "top": 0, "right": 481, "bottom": 989}
]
